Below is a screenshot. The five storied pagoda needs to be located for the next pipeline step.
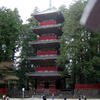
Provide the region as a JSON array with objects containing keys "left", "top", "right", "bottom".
[{"left": 27, "top": 8, "right": 67, "bottom": 91}]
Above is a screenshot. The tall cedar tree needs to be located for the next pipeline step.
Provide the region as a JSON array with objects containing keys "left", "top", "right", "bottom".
[
  {"left": 0, "top": 7, "right": 22, "bottom": 62},
  {"left": 57, "top": 0, "right": 100, "bottom": 88},
  {"left": 0, "top": 7, "right": 22, "bottom": 90},
  {"left": 17, "top": 7, "right": 38, "bottom": 89}
]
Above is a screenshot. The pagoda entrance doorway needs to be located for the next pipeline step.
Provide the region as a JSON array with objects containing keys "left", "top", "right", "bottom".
[
  {"left": 44, "top": 81, "right": 49, "bottom": 88},
  {"left": 56, "top": 79, "right": 61, "bottom": 89},
  {"left": 37, "top": 80, "right": 56, "bottom": 90}
]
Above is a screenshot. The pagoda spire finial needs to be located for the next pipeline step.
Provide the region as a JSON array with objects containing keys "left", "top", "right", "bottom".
[{"left": 49, "top": 0, "right": 52, "bottom": 9}]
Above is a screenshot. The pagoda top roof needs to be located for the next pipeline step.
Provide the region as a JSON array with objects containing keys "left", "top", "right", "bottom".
[
  {"left": 33, "top": 24, "right": 62, "bottom": 36},
  {"left": 28, "top": 55, "right": 58, "bottom": 61},
  {"left": 35, "top": 8, "right": 58, "bottom": 15},
  {"left": 33, "top": 9, "right": 64, "bottom": 23}
]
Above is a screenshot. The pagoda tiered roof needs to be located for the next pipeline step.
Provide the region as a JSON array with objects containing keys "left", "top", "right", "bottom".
[
  {"left": 27, "top": 71, "right": 61, "bottom": 78},
  {"left": 27, "top": 71, "right": 70, "bottom": 79},
  {"left": 28, "top": 55, "right": 58, "bottom": 66},
  {"left": 33, "top": 24, "right": 62, "bottom": 36},
  {"left": 29, "top": 40, "right": 60, "bottom": 49},
  {"left": 29, "top": 39, "right": 59, "bottom": 46},
  {"left": 28, "top": 55, "right": 58, "bottom": 61},
  {"left": 34, "top": 9, "right": 64, "bottom": 23}
]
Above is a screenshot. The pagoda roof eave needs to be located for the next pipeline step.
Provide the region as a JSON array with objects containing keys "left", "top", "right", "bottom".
[
  {"left": 33, "top": 24, "right": 61, "bottom": 30},
  {"left": 28, "top": 55, "right": 58, "bottom": 61},
  {"left": 33, "top": 9, "right": 59, "bottom": 16},
  {"left": 26, "top": 71, "right": 61, "bottom": 77},
  {"left": 29, "top": 40, "right": 60, "bottom": 46},
  {"left": 33, "top": 10, "right": 64, "bottom": 23},
  {"left": 33, "top": 24, "right": 62, "bottom": 36}
]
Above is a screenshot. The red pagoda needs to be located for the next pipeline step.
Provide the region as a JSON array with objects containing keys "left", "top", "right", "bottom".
[{"left": 27, "top": 9, "right": 67, "bottom": 91}]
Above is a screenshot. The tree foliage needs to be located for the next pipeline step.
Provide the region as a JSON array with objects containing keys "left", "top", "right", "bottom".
[
  {"left": 0, "top": 7, "right": 22, "bottom": 90},
  {"left": 0, "top": 7, "right": 22, "bottom": 62},
  {"left": 57, "top": 0, "right": 100, "bottom": 86},
  {"left": 17, "top": 8, "right": 38, "bottom": 89}
]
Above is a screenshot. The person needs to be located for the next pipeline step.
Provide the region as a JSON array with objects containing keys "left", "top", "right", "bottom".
[
  {"left": 82, "top": 95, "right": 87, "bottom": 100},
  {"left": 64, "top": 97, "right": 66, "bottom": 100},
  {"left": 51, "top": 93, "right": 54, "bottom": 100},
  {"left": 6, "top": 96, "right": 9, "bottom": 100},
  {"left": 40, "top": 95, "right": 42, "bottom": 100},
  {"left": 43, "top": 95, "right": 46, "bottom": 100},
  {"left": 2, "top": 95, "right": 6, "bottom": 100},
  {"left": 33, "top": 89, "right": 36, "bottom": 95},
  {"left": 79, "top": 95, "right": 81, "bottom": 100},
  {"left": 4, "top": 95, "right": 6, "bottom": 100}
]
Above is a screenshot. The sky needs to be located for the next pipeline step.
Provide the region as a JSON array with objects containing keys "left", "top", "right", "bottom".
[
  {"left": 0, "top": 0, "right": 75, "bottom": 66},
  {"left": 0, "top": 0, "right": 74, "bottom": 23}
]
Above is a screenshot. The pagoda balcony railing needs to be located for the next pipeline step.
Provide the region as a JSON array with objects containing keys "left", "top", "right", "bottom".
[
  {"left": 36, "top": 67, "right": 57, "bottom": 71},
  {"left": 38, "top": 35, "right": 57, "bottom": 41},
  {"left": 33, "top": 24, "right": 62, "bottom": 36},
  {"left": 39, "top": 20, "right": 57, "bottom": 26},
  {"left": 37, "top": 50, "right": 57, "bottom": 56}
]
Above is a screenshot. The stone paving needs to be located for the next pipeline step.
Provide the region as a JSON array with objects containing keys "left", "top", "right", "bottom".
[{"left": 2, "top": 98, "right": 100, "bottom": 100}]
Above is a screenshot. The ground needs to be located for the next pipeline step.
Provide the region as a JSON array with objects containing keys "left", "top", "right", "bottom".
[{"left": 0, "top": 98, "right": 100, "bottom": 100}]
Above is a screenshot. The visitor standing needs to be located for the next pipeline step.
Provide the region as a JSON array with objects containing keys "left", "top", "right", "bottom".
[
  {"left": 51, "top": 93, "right": 54, "bottom": 100},
  {"left": 79, "top": 95, "right": 81, "bottom": 100},
  {"left": 6, "top": 96, "right": 9, "bottom": 100},
  {"left": 2, "top": 95, "right": 6, "bottom": 100},
  {"left": 64, "top": 97, "right": 66, "bottom": 100},
  {"left": 43, "top": 95, "right": 46, "bottom": 100}
]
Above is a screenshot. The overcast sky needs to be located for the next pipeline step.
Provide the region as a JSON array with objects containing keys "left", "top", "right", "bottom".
[{"left": 0, "top": 0, "right": 75, "bottom": 23}]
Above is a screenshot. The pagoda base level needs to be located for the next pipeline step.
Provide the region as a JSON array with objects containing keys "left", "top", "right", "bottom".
[{"left": 33, "top": 79, "right": 66, "bottom": 91}]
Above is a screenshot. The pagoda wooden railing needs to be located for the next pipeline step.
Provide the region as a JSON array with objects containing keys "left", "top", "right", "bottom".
[
  {"left": 40, "top": 20, "right": 56, "bottom": 26},
  {"left": 37, "top": 50, "right": 57, "bottom": 56},
  {"left": 36, "top": 67, "right": 57, "bottom": 71},
  {"left": 38, "top": 35, "right": 57, "bottom": 41}
]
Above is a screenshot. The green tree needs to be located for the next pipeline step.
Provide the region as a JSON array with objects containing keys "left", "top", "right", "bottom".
[
  {"left": 57, "top": 0, "right": 100, "bottom": 89},
  {"left": 0, "top": 7, "right": 22, "bottom": 62},
  {"left": 0, "top": 7, "right": 22, "bottom": 90},
  {"left": 17, "top": 8, "right": 38, "bottom": 89}
]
